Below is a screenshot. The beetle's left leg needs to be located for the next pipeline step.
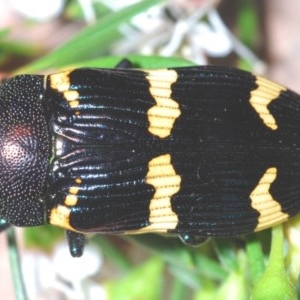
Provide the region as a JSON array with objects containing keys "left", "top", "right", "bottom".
[
  {"left": 178, "top": 232, "right": 209, "bottom": 247},
  {"left": 115, "top": 58, "right": 135, "bottom": 68},
  {"left": 0, "top": 218, "right": 11, "bottom": 232},
  {"left": 66, "top": 230, "right": 86, "bottom": 257}
]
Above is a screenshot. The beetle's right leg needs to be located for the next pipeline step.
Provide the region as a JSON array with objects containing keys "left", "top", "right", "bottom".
[
  {"left": 178, "top": 232, "right": 209, "bottom": 247},
  {"left": 66, "top": 230, "right": 86, "bottom": 257}
]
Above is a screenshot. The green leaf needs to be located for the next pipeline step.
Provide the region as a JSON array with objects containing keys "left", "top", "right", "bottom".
[
  {"left": 24, "top": 225, "right": 63, "bottom": 252},
  {"left": 237, "top": 0, "right": 259, "bottom": 47},
  {"left": 7, "top": 228, "right": 28, "bottom": 300},
  {"left": 0, "top": 40, "right": 40, "bottom": 57},
  {"left": 245, "top": 233, "right": 265, "bottom": 285},
  {"left": 16, "top": 0, "right": 162, "bottom": 73},
  {"left": 252, "top": 225, "right": 297, "bottom": 300},
  {"left": 17, "top": 54, "right": 194, "bottom": 75},
  {"left": 169, "top": 276, "right": 190, "bottom": 300},
  {"left": 91, "top": 236, "right": 132, "bottom": 272},
  {"left": 215, "top": 250, "right": 249, "bottom": 300},
  {"left": 62, "top": 55, "right": 195, "bottom": 69},
  {"left": 212, "top": 239, "right": 239, "bottom": 271},
  {"left": 0, "top": 28, "right": 10, "bottom": 39},
  {"left": 285, "top": 216, "right": 300, "bottom": 285},
  {"left": 105, "top": 256, "right": 163, "bottom": 300}
]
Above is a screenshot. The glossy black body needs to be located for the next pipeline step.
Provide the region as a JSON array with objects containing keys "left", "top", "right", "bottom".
[
  {"left": 0, "top": 62, "right": 300, "bottom": 256},
  {"left": 46, "top": 67, "right": 300, "bottom": 235}
]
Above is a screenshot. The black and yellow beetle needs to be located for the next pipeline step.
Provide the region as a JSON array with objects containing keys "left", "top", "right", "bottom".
[{"left": 0, "top": 59, "right": 300, "bottom": 257}]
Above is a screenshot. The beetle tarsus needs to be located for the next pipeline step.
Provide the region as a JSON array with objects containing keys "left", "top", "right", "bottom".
[
  {"left": 66, "top": 230, "right": 85, "bottom": 257},
  {"left": 178, "top": 233, "right": 209, "bottom": 247},
  {"left": 0, "top": 218, "right": 11, "bottom": 232},
  {"left": 115, "top": 58, "right": 134, "bottom": 68}
]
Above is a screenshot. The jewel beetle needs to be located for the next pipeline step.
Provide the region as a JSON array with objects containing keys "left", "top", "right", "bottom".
[{"left": 1, "top": 59, "right": 300, "bottom": 257}]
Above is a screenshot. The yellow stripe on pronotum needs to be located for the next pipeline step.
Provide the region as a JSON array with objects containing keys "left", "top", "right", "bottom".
[
  {"left": 250, "top": 76, "right": 286, "bottom": 130},
  {"left": 250, "top": 167, "right": 289, "bottom": 231},
  {"left": 146, "top": 70, "right": 181, "bottom": 138}
]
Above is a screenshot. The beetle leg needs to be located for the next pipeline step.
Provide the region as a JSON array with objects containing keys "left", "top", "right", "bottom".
[
  {"left": 178, "top": 233, "right": 209, "bottom": 247},
  {"left": 0, "top": 218, "right": 11, "bottom": 232},
  {"left": 115, "top": 58, "right": 134, "bottom": 68},
  {"left": 66, "top": 230, "right": 86, "bottom": 257}
]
